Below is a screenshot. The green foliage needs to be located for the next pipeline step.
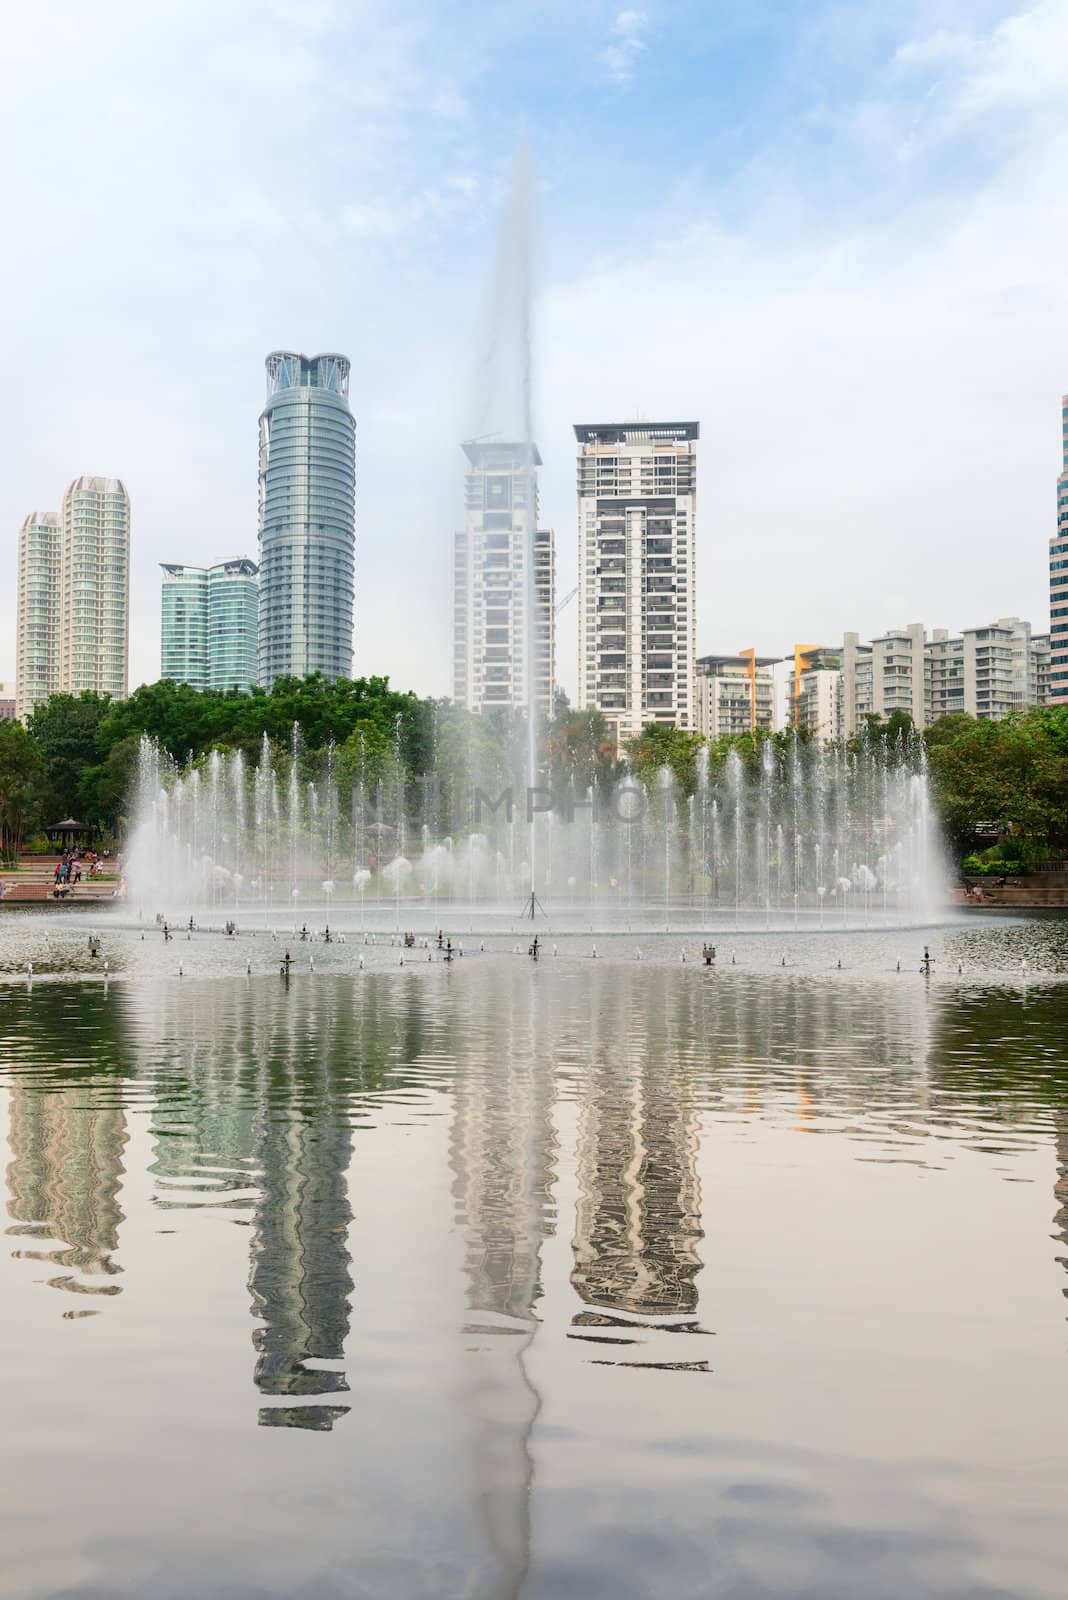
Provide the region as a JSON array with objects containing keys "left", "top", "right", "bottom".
[
  {"left": 962, "top": 853, "right": 1025, "bottom": 877},
  {"left": 94, "top": 674, "right": 430, "bottom": 767},
  {"left": 27, "top": 691, "right": 112, "bottom": 825},
  {"left": 0, "top": 720, "right": 44, "bottom": 862},
  {"left": 544, "top": 708, "right": 624, "bottom": 794},
  {"left": 925, "top": 710, "right": 1068, "bottom": 861},
  {"left": 624, "top": 724, "right": 706, "bottom": 796},
  {"left": 14, "top": 675, "right": 1068, "bottom": 875}
]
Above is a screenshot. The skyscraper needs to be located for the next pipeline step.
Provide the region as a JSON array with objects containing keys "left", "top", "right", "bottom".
[
  {"left": 160, "top": 559, "right": 259, "bottom": 692},
  {"left": 452, "top": 439, "right": 555, "bottom": 715},
  {"left": 258, "top": 351, "right": 355, "bottom": 688},
  {"left": 1050, "top": 392, "right": 1068, "bottom": 707},
  {"left": 15, "top": 481, "right": 129, "bottom": 718},
  {"left": 59, "top": 476, "right": 130, "bottom": 700},
  {"left": 575, "top": 422, "right": 698, "bottom": 745},
  {"left": 15, "top": 512, "right": 61, "bottom": 721}
]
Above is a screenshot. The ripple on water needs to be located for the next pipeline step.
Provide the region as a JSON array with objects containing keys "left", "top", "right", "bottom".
[{"left": 0, "top": 941, "right": 1066, "bottom": 1597}]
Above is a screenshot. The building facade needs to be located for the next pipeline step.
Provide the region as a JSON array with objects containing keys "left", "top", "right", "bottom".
[
  {"left": 58, "top": 477, "right": 130, "bottom": 700},
  {"left": 160, "top": 560, "right": 259, "bottom": 692},
  {"left": 871, "top": 624, "right": 928, "bottom": 725},
  {"left": 841, "top": 633, "right": 873, "bottom": 736},
  {"left": 1051, "top": 392, "right": 1068, "bottom": 706},
  {"left": 695, "top": 654, "right": 779, "bottom": 737},
  {"left": 962, "top": 617, "right": 1043, "bottom": 720},
  {"left": 15, "top": 512, "right": 61, "bottom": 721},
  {"left": 576, "top": 422, "right": 698, "bottom": 745},
  {"left": 452, "top": 440, "right": 555, "bottom": 715},
  {"left": 258, "top": 351, "right": 355, "bottom": 688},
  {"left": 792, "top": 647, "right": 843, "bottom": 740},
  {"left": 837, "top": 618, "right": 1050, "bottom": 737},
  {"left": 16, "top": 483, "right": 129, "bottom": 719}
]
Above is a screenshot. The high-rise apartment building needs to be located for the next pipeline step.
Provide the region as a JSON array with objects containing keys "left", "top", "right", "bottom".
[
  {"left": 841, "top": 634, "right": 873, "bottom": 736},
  {"left": 258, "top": 351, "right": 355, "bottom": 688},
  {"left": 160, "top": 559, "right": 259, "bottom": 692},
  {"left": 15, "top": 512, "right": 61, "bottom": 720},
  {"left": 925, "top": 630, "right": 964, "bottom": 720},
  {"left": 452, "top": 440, "right": 555, "bottom": 715},
  {"left": 1050, "top": 392, "right": 1068, "bottom": 706},
  {"left": 15, "top": 482, "right": 129, "bottom": 719},
  {"left": 59, "top": 477, "right": 130, "bottom": 700},
  {"left": 841, "top": 625, "right": 925, "bottom": 735},
  {"left": 695, "top": 654, "right": 779, "bottom": 737},
  {"left": 792, "top": 647, "right": 843, "bottom": 741},
  {"left": 576, "top": 422, "right": 698, "bottom": 745}
]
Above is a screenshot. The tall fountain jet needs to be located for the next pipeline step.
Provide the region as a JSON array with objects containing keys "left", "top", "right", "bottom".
[{"left": 458, "top": 142, "right": 554, "bottom": 916}]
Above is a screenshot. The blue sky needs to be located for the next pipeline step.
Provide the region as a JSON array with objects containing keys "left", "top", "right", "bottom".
[{"left": 2, "top": 0, "right": 1067, "bottom": 699}]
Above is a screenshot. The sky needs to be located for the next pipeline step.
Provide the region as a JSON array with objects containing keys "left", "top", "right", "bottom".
[{"left": 2, "top": 0, "right": 1067, "bottom": 703}]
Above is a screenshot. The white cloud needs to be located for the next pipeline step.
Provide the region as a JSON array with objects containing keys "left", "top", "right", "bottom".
[
  {"left": 431, "top": 89, "right": 472, "bottom": 121},
  {"left": 602, "top": 8, "right": 649, "bottom": 87},
  {"left": 1, "top": 0, "right": 1065, "bottom": 704},
  {"left": 341, "top": 202, "right": 403, "bottom": 237},
  {"left": 890, "top": 0, "right": 1068, "bottom": 138},
  {"left": 536, "top": 128, "right": 1068, "bottom": 695}
]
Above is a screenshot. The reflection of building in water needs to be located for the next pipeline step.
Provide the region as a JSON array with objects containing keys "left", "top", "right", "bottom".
[
  {"left": 572, "top": 972, "right": 702, "bottom": 1316},
  {"left": 249, "top": 1099, "right": 353, "bottom": 1428},
  {"left": 448, "top": 966, "right": 558, "bottom": 1600},
  {"left": 449, "top": 969, "right": 556, "bottom": 1320},
  {"left": 140, "top": 977, "right": 356, "bottom": 1431},
  {"left": 6, "top": 1085, "right": 127, "bottom": 1299}
]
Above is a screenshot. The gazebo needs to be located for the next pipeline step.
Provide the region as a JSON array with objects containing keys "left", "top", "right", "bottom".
[{"left": 46, "top": 819, "right": 98, "bottom": 852}]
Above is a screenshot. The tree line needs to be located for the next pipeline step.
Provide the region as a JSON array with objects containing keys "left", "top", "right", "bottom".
[{"left": 2, "top": 675, "right": 1067, "bottom": 871}]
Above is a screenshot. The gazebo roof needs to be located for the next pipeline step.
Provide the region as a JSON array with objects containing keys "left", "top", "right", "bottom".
[{"left": 47, "top": 818, "right": 94, "bottom": 831}]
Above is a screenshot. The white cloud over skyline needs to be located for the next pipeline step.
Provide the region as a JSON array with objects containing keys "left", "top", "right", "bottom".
[{"left": 0, "top": 0, "right": 1065, "bottom": 707}]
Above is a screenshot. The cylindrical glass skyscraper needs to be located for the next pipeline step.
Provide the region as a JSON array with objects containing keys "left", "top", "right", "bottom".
[{"left": 258, "top": 351, "right": 355, "bottom": 687}]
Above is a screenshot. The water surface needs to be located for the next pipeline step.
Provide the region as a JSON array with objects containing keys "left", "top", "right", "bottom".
[{"left": 1, "top": 919, "right": 1067, "bottom": 1597}]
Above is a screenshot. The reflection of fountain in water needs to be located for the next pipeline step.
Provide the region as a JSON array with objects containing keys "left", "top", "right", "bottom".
[{"left": 450, "top": 964, "right": 554, "bottom": 1598}]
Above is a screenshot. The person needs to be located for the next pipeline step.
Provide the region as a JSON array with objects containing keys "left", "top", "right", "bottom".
[{"left": 54, "top": 862, "right": 61, "bottom": 886}]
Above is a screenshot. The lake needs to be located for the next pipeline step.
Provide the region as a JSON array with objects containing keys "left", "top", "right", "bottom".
[{"left": 1, "top": 911, "right": 1066, "bottom": 1598}]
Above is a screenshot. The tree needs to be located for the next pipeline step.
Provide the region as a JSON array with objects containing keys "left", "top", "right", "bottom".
[
  {"left": 0, "top": 721, "right": 44, "bottom": 862},
  {"left": 82, "top": 734, "right": 142, "bottom": 836},
  {"left": 542, "top": 708, "right": 623, "bottom": 795},
  {"left": 624, "top": 724, "right": 706, "bottom": 797},
  {"left": 28, "top": 692, "right": 112, "bottom": 825},
  {"left": 925, "top": 712, "right": 1068, "bottom": 859}
]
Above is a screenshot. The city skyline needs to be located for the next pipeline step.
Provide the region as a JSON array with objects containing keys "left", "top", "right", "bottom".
[{"left": 1, "top": 3, "right": 1065, "bottom": 703}]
